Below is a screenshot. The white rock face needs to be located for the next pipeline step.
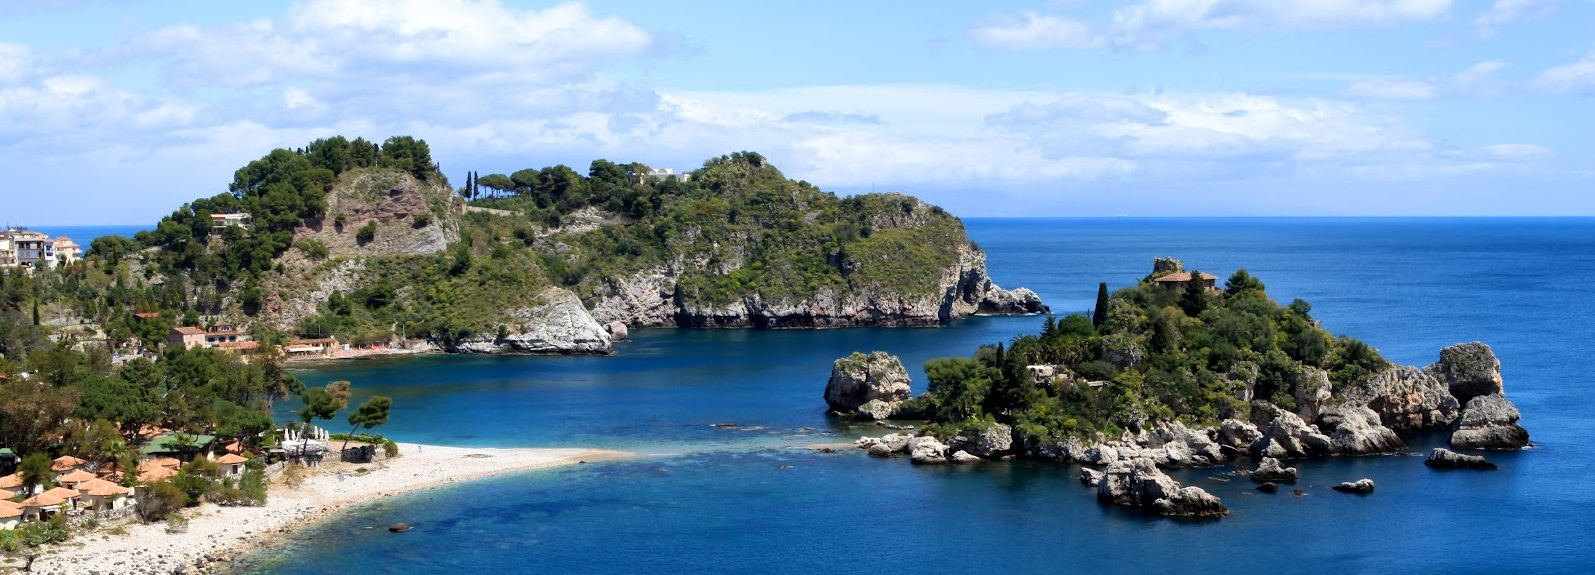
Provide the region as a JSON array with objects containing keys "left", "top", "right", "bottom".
[
  {"left": 909, "top": 436, "right": 950, "bottom": 464},
  {"left": 448, "top": 288, "right": 613, "bottom": 355},
  {"left": 823, "top": 351, "right": 912, "bottom": 419}
]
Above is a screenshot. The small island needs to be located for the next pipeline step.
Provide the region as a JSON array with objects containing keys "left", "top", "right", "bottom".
[{"left": 833, "top": 258, "right": 1531, "bottom": 518}]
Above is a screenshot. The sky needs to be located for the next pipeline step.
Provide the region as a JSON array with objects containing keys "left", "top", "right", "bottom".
[{"left": 1, "top": 0, "right": 1592, "bottom": 224}]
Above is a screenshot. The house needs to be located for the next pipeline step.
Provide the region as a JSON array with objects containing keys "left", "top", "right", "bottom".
[
  {"left": 0, "top": 501, "right": 20, "bottom": 530},
  {"left": 50, "top": 455, "right": 87, "bottom": 476},
  {"left": 215, "top": 453, "right": 249, "bottom": 477},
  {"left": 210, "top": 213, "right": 253, "bottom": 231},
  {"left": 52, "top": 236, "right": 80, "bottom": 264},
  {"left": 136, "top": 464, "right": 177, "bottom": 484},
  {"left": 167, "top": 326, "right": 255, "bottom": 352},
  {"left": 133, "top": 312, "right": 161, "bottom": 320},
  {"left": 0, "top": 228, "right": 60, "bottom": 270},
  {"left": 639, "top": 168, "right": 692, "bottom": 183},
  {"left": 72, "top": 478, "right": 132, "bottom": 514},
  {"left": 1153, "top": 271, "right": 1219, "bottom": 291},
  {"left": 56, "top": 469, "right": 98, "bottom": 488},
  {"left": 20, "top": 490, "right": 72, "bottom": 521},
  {"left": 0, "top": 473, "right": 27, "bottom": 498},
  {"left": 283, "top": 337, "right": 339, "bottom": 358},
  {"left": 141, "top": 432, "right": 216, "bottom": 462}
]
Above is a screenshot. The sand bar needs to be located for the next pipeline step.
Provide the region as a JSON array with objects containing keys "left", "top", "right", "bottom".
[{"left": 27, "top": 444, "right": 628, "bottom": 575}]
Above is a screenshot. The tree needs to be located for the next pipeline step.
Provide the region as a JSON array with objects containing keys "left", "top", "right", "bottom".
[
  {"left": 476, "top": 173, "right": 514, "bottom": 198},
  {"left": 1224, "top": 269, "right": 1265, "bottom": 297},
  {"left": 463, "top": 171, "right": 475, "bottom": 199},
  {"left": 1179, "top": 271, "right": 1208, "bottom": 317},
  {"left": 1092, "top": 282, "right": 1110, "bottom": 328},
  {"left": 324, "top": 381, "right": 352, "bottom": 411},
  {"left": 18, "top": 453, "right": 51, "bottom": 494},
  {"left": 295, "top": 387, "right": 340, "bottom": 455},
  {"left": 341, "top": 396, "right": 393, "bottom": 450}
]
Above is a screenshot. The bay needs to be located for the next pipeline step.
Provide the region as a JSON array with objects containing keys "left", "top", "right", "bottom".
[{"left": 242, "top": 218, "right": 1595, "bottom": 574}]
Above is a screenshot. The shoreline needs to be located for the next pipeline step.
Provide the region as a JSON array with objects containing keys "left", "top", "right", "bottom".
[{"left": 27, "top": 444, "right": 630, "bottom": 575}]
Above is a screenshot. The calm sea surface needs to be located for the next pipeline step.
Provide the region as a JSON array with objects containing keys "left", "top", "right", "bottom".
[{"left": 222, "top": 218, "right": 1591, "bottom": 574}]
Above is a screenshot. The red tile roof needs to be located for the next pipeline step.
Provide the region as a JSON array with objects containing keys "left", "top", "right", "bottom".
[{"left": 1154, "top": 272, "right": 1219, "bottom": 283}]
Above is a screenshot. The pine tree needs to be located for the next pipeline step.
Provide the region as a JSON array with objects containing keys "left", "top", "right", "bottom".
[
  {"left": 1091, "top": 282, "right": 1109, "bottom": 328},
  {"left": 1180, "top": 271, "right": 1208, "bottom": 317}
]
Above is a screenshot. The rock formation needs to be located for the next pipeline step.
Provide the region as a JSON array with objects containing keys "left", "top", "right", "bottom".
[
  {"left": 1250, "top": 406, "right": 1333, "bottom": 459},
  {"left": 1333, "top": 478, "right": 1376, "bottom": 494},
  {"left": 1251, "top": 457, "right": 1299, "bottom": 483},
  {"left": 950, "top": 421, "right": 1014, "bottom": 458},
  {"left": 444, "top": 288, "right": 613, "bottom": 355},
  {"left": 1426, "top": 342, "right": 1504, "bottom": 404},
  {"left": 1316, "top": 404, "right": 1405, "bottom": 455},
  {"left": 1424, "top": 448, "right": 1499, "bottom": 470},
  {"left": 824, "top": 352, "right": 912, "bottom": 420},
  {"left": 605, "top": 321, "right": 629, "bottom": 342},
  {"left": 1342, "top": 365, "right": 1460, "bottom": 433},
  {"left": 1097, "top": 458, "right": 1228, "bottom": 518},
  {"left": 1450, "top": 393, "right": 1531, "bottom": 450},
  {"left": 908, "top": 436, "right": 949, "bottom": 464}
]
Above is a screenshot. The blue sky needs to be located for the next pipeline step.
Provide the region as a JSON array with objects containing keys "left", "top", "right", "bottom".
[{"left": 1, "top": 0, "right": 1592, "bottom": 224}]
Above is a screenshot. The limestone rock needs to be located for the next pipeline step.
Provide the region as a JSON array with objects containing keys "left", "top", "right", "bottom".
[
  {"left": 1086, "top": 444, "right": 1121, "bottom": 465},
  {"left": 1449, "top": 393, "right": 1531, "bottom": 450},
  {"left": 1218, "top": 419, "right": 1262, "bottom": 453},
  {"left": 1425, "top": 448, "right": 1499, "bottom": 470},
  {"left": 1147, "top": 421, "right": 1224, "bottom": 467},
  {"left": 1316, "top": 404, "right": 1405, "bottom": 455},
  {"left": 951, "top": 422, "right": 1014, "bottom": 458},
  {"left": 1080, "top": 468, "right": 1104, "bottom": 487},
  {"left": 1294, "top": 366, "right": 1333, "bottom": 422},
  {"left": 908, "top": 436, "right": 949, "bottom": 464},
  {"left": 867, "top": 443, "right": 894, "bottom": 457},
  {"left": 1426, "top": 342, "right": 1504, "bottom": 405},
  {"left": 1097, "top": 458, "right": 1227, "bottom": 518},
  {"left": 1256, "top": 482, "right": 1279, "bottom": 494},
  {"left": 978, "top": 285, "right": 1048, "bottom": 315},
  {"left": 1251, "top": 457, "right": 1299, "bottom": 483},
  {"left": 950, "top": 450, "right": 982, "bottom": 463},
  {"left": 444, "top": 288, "right": 613, "bottom": 355},
  {"left": 1333, "top": 478, "right": 1375, "bottom": 494},
  {"left": 823, "top": 351, "right": 912, "bottom": 419},
  {"left": 605, "top": 321, "right": 629, "bottom": 342},
  {"left": 1343, "top": 365, "right": 1461, "bottom": 433},
  {"left": 855, "top": 399, "right": 897, "bottom": 422},
  {"left": 1250, "top": 406, "right": 1333, "bottom": 459}
]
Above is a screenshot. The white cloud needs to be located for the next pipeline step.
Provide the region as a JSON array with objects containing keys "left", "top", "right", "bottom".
[
  {"left": 970, "top": 12, "right": 1104, "bottom": 49},
  {"left": 1535, "top": 53, "right": 1595, "bottom": 94},
  {"left": 1342, "top": 79, "right": 1439, "bottom": 100},
  {"left": 1453, "top": 59, "right": 1510, "bottom": 97},
  {"left": 975, "top": 0, "right": 1453, "bottom": 51},
  {"left": 1474, "top": 0, "right": 1562, "bottom": 37}
]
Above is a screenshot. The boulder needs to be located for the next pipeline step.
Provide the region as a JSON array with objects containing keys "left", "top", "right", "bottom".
[
  {"left": 978, "top": 285, "right": 1049, "bottom": 315},
  {"left": 605, "top": 321, "right": 629, "bottom": 342},
  {"left": 1147, "top": 421, "right": 1225, "bottom": 467},
  {"left": 1250, "top": 406, "right": 1333, "bottom": 459},
  {"left": 1080, "top": 468, "right": 1104, "bottom": 487},
  {"left": 1449, "top": 394, "right": 1531, "bottom": 450},
  {"left": 1097, "top": 458, "right": 1228, "bottom": 518},
  {"left": 855, "top": 399, "right": 896, "bottom": 422},
  {"left": 824, "top": 352, "right": 912, "bottom": 419},
  {"left": 951, "top": 422, "right": 1014, "bottom": 458},
  {"left": 867, "top": 443, "right": 895, "bottom": 457},
  {"left": 1256, "top": 482, "right": 1279, "bottom": 494},
  {"left": 388, "top": 523, "right": 411, "bottom": 533},
  {"left": 1217, "top": 419, "right": 1262, "bottom": 453},
  {"left": 1342, "top": 366, "right": 1460, "bottom": 433},
  {"left": 1424, "top": 448, "right": 1499, "bottom": 470},
  {"left": 908, "top": 436, "right": 949, "bottom": 464},
  {"left": 1317, "top": 404, "right": 1405, "bottom": 455},
  {"left": 1085, "top": 444, "right": 1121, "bottom": 465},
  {"left": 1425, "top": 342, "right": 1504, "bottom": 405},
  {"left": 1332, "top": 478, "right": 1375, "bottom": 494},
  {"left": 1250, "top": 457, "right": 1298, "bottom": 483},
  {"left": 950, "top": 450, "right": 982, "bottom": 463}
]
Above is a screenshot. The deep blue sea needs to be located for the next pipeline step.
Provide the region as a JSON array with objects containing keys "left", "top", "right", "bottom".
[{"left": 225, "top": 218, "right": 1591, "bottom": 574}]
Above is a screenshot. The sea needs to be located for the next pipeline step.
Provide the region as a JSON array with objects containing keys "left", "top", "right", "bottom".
[{"left": 116, "top": 218, "right": 1595, "bottom": 573}]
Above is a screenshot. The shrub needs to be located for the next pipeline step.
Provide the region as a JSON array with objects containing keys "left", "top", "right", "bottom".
[
  {"left": 382, "top": 438, "right": 400, "bottom": 459},
  {"left": 239, "top": 468, "right": 268, "bottom": 505},
  {"left": 165, "top": 513, "right": 190, "bottom": 534},
  {"left": 0, "top": 530, "right": 19, "bottom": 552},
  {"left": 356, "top": 220, "right": 378, "bottom": 244},
  {"left": 280, "top": 463, "right": 305, "bottom": 488},
  {"left": 296, "top": 239, "right": 330, "bottom": 260},
  {"left": 136, "top": 480, "right": 187, "bottom": 522},
  {"left": 412, "top": 213, "right": 432, "bottom": 227}
]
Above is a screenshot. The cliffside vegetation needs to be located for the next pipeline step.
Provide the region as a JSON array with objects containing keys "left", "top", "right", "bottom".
[{"left": 903, "top": 266, "right": 1390, "bottom": 442}]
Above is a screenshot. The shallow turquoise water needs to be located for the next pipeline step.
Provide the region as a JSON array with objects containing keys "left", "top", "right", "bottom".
[{"left": 244, "top": 218, "right": 1595, "bottom": 574}]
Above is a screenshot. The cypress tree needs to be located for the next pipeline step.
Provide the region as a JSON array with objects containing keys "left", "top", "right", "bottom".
[
  {"left": 464, "top": 172, "right": 474, "bottom": 199},
  {"left": 32, "top": 298, "right": 40, "bottom": 326},
  {"left": 1091, "top": 282, "right": 1109, "bottom": 328},
  {"left": 1180, "top": 271, "right": 1207, "bottom": 317}
]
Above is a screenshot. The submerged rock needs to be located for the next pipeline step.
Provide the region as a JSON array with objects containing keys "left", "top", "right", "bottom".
[
  {"left": 1449, "top": 394, "right": 1531, "bottom": 450},
  {"left": 1256, "top": 482, "right": 1279, "bottom": 494},
  {"left": 824, "top": 351, "right": 912, "bottom": 420},
  {"left": 1425, "top": 448, "right": 1499, "bottom": 470},
  {"left": 1251, "top": 457, "right": 1299, "bottom": 483},
  {"left": 1333, "top": 479, "right": 1376, "bottom": 494},
  {"left": 388, "top": 523, "right": 411, "bottom": 533}
]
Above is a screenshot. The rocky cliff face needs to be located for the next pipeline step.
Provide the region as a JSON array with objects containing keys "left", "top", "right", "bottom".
[
  {"left": 591, "top": 241, "right": 1047, "bottom": 328},
  {"left": 297, "top": 170, "right": 460, "bottom": 258},
  {"left": 443, "top": 288, "right": 613, "bottom": 355},
  {"left": 824, "top": 351, "right": 912, "bottom": 420}
]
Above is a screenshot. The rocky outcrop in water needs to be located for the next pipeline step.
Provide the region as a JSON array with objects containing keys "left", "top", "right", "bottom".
[
  {"left": 977, "top": 285, "right": 1047, "bottom": 315},
  {"left": 951, "top": 421, "right": 1014, "bottom": 458},
  {"left": 1343, "top": 365, "right": 1461, "bottom": 433},
  {"left": 1426, "top": 342, "right": 1505, "bottom": 405},
  {"left": 1097, "top": 458, "right": 1228, "bottom": 518},
  {"left": 824, "top": 352, "right": 912, "bottom": 420},
  {"left": 1450, "top": 394, "right": 1531, "bottom": 450},
  {"left": 1251, "top": 457, "right": 1299, "bottom": 483},
  {"left": 1251, "top": 406, "right": 1333, "bottom": 459},
  {"left": 443, "top": 288, "right": 613, "bottom": 355},
  {"left": 1333, "top": 478, "right": 1376, "bottom": 494},
  {"left": 908, "top": 436, "right": 950, "bottom": 464},
  {"left": 1317, "top": 404, "right": 1405, "bottom": 455},
  {"left": 1425, "top": 448, "right": 1498, "bottom": 470}
]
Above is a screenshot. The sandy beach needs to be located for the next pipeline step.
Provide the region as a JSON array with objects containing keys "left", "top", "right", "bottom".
[{"left": 25, "top": 444, "right": 628, "bottom": 575}]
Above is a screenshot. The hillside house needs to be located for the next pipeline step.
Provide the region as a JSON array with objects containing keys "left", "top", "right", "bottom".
[
  {"left": 1153, "top": 271, "right": 1219, "bottom": 291},
  {"left": 168, "top": 326, "right": 255, "bottom": 352}
]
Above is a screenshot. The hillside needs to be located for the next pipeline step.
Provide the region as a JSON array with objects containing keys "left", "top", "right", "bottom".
[{"left": 69, "top": 139, "right": 1044, "bottom": 357}]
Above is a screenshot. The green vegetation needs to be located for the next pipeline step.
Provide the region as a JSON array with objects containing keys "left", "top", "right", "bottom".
[{"left": 909, "top": 267, "right": 1389, "bottom": 443}]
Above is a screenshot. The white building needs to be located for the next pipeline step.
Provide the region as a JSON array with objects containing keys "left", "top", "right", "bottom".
[
  {"left": 641, "top": 168, "right": 692, "bottom": 183},
  {"left": 211, "top": 213, "right": 253, "bottom": 231},
  {"left": 0, "top": 228, "right": 67, "bottom": 270}
]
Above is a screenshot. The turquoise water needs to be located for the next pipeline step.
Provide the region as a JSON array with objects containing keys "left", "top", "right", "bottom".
[{"left": 245, "top": 218, "right": 1592, "bottom": 573}]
